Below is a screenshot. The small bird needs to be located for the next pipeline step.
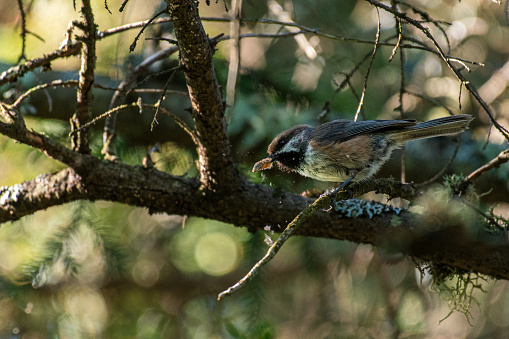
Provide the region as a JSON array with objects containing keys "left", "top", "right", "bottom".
[{"left": 253, "top": 114, "right": 472, "bottom": 190}]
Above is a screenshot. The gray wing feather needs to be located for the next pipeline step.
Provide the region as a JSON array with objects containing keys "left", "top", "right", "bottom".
[{"left": 311, "top": 119, "right": 416, "bottom": 145}]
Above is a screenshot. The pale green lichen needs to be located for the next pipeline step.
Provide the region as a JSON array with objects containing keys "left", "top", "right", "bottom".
[
  {"left": 417, "top": 263, "right": 488, "bottom": 325},
  {"left": 333, "top": 198, "right": 401, "bottom": 218}
]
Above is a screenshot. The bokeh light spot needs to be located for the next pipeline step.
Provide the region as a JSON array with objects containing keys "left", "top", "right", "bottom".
[
  {"left": 194, "top": 232, "right": 238, "bottom": 276},
  {"left": 132, "top": 259, "right": 160, "bottom": 287}
]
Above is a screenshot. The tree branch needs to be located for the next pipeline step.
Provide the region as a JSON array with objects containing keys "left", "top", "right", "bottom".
[
  {"left": 466, "top": 148, "right": 509, "bottom": 183},
  {"left": 166, "top": 0, "right": 237, "bottom": 191},
  {"left": 0, "top": 43, "right": 82, "bottom": 86},
  {"left": 1, "top": 160, "right": 509, "bottom": 281},
  {"left": 70, "top": 0, "right": 97, "bottom": 153},
  {"left": 1, "top": 103, "right": 508, "bottom": 280},
  {"left": 0, "top": 169, "right": 86, "bottom": 220}
]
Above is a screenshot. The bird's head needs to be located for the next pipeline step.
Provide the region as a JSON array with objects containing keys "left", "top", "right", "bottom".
[{"left": 252, "top": 125, "right": 311, "bottom": 173}]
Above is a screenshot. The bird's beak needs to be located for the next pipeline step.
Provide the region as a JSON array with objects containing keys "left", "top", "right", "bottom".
[{"left": 252, "top": 156, "right": 274, "bottom": 172}]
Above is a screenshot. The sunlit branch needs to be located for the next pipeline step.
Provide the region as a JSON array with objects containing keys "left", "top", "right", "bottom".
[
  {"left": 70, "top": 0, "right": 97, "bottom": 154},
  {"left": 466, "top": 148, "right": 509, "bottom": 184},
  {"left": 0, "top": 43, "right": 81, "bottom": 86},
  {"left": 225, "top": 0, "right": 242, "bottom": 114}
]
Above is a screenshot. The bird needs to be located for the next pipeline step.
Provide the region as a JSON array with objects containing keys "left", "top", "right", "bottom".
[{"left": 253, "top": 114, "right": 473, "bottom": 194}]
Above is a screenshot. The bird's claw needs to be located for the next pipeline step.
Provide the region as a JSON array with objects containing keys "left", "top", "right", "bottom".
[
  {"left": 321, "top": 186, "right": 353, "bottom": 212},
  {"left": 320, "top": 188, "right": 338, "bottom": 211}
]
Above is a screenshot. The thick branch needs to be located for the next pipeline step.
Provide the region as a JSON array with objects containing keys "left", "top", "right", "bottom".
[
  {"left": 1, "top": 161, "right": 509, "bottom": 281},
  {"left": 0, "top": 169, "right": 86, "bottom": 220},
  {"left": 0, "top": 119, "right": 78, "bottom": 165},
  {"left": 166, "top": 0, "right": 237, "bottom": 190},
  {"left": 1, "top": 111, "right": 508, "bottom": 279}
]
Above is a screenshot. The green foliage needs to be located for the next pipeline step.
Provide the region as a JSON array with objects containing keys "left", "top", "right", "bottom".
[{"left": 23, "top": 201, "right": 126, "bottom": 287}]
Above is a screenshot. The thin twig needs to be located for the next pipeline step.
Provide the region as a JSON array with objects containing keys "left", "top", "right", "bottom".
[
  {"left": 129, "top": 8, "right": 168, "bottom": 52},
  {"left": 398, "top": 54, "right": 405, "bottom": 114},
  {"left": 354, "top": 8, "right": 381, "bottom": 122},
  {"left": 416, "top": 140, "right": 461, "bottom": 187},
  {"left": 97, "top": 17, "right": 172, "bottom": 39},
  {"left": 389, "top": 0, "right": 402, "bottom": 62},
  {"left": 102, "top": 45, "right": 179, "bottom": 158},
  {"left": 119, "top": 0, "right": 129, "bottom": 12},
  {"left": 218, "top": 30, "right": 306, "bottom": 40},
  {"left": 217, "top": 194, "right": 331, "bottom": 300},
  {"left": 11, "top": 80, "right": 79, "bottom": 107},
  {"left": 158, "top": 106, "right": 199, "bottom": 146},
  {"left": 16, "top": 0, "right": 27, "bottom": 63},
  {"left": 340, "top": 73, "right": 366, "bottom": 119},
  {"left": 317, "top": 51, "right": 372, "bottom": 122},
  {"left": 366, "top": 0, "right": 509, "bottom": 141},
  {"left": 70, "top": 103, "right": 137, "bottom": 135},
  {"left": 0, "top": 43, "right": 82, "bottom": 86},
  {"left": 151, "top": 66, "right": 181, "bottom": 130},
  {"left": 10, "top": 80, "right": 187, "bottom": 108},
  {"left": 396, "top": 0, "right": 451, "bottom": 53},
  {"left": 405, "top": 91, "right": 456, "bottom": 115},
  {"left": 466, "top": 148, "right": 509, "bottom": 183},
  {"left": 395, "top": 0, "right": 407, "bottom": 184},
  {"left": 96, "top": 16, "right": 485, "bottom": 67},
  {"left": 69, "top": 103, "right": 198, "bottom": 146}
]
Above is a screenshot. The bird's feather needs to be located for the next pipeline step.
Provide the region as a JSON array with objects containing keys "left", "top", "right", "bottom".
[{"left": 310, "top": 119, "right": 416, "bottom": 146}]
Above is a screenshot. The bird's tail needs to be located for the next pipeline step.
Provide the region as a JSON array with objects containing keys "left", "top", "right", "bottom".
[{"left": 390, "top": 114, "right": 473, "bottom": 143}]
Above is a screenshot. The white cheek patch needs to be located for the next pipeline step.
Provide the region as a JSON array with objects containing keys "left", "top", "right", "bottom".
[{"left": 281, "top": 138, "right": 302, "bottom": 153}]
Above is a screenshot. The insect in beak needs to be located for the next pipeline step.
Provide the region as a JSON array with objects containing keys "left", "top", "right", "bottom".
[{"left": 252, "top": 156, "right": 275, "bottom": 172}]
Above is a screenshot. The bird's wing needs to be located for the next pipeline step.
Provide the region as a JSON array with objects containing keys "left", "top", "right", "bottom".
[{"left": 310, "top": 119, "right": 416, "bottom": 146}]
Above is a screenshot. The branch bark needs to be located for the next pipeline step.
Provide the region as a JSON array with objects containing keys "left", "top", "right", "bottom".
[
  {"left": 1, "top": 161, "right": 508, "bottom": 280},
  {"left": 166, "top": 0, "right": 237, "bottom": 191},
  {"left": 0, "top": 43, "right": 81, "bottom": 86},
  {"left": 70, "top": 0, "right": 97, "bottom": 153}
]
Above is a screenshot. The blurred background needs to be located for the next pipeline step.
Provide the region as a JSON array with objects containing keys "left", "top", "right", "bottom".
[{"left": 1, "top": 0, "right": 509, "bottom": 337}]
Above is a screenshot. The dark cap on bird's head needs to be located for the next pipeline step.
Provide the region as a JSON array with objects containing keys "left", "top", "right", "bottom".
[{"left": 252, "top": 125, "right": 310, "bottom": 173}]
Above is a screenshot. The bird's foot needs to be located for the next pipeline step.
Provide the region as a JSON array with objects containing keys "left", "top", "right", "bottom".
[
  {"left": 321, "top": 186, "right": 352, "bottom": 211},
  {"left": 321, "top": 175, "right": 357, "bottom": 212}
]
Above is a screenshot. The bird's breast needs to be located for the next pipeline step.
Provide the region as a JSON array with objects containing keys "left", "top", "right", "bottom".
[{"left": 298, "top": 136, "right": 373, "bottom": 182}]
